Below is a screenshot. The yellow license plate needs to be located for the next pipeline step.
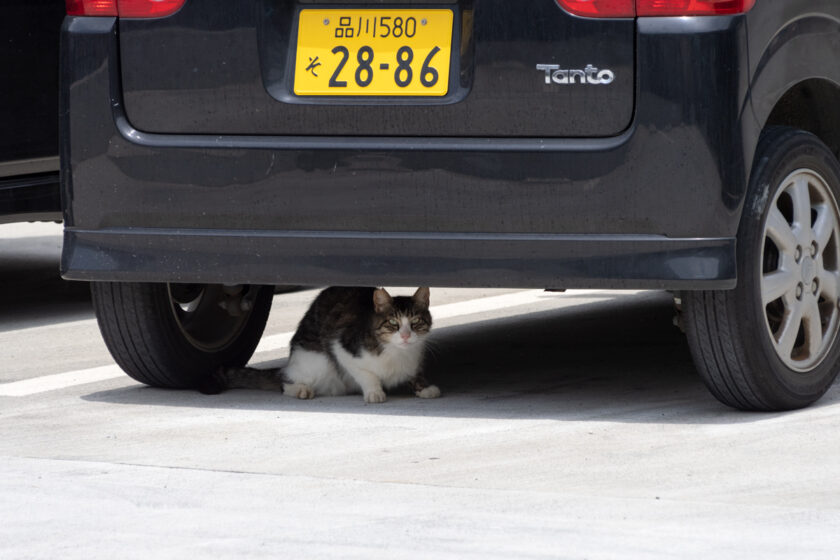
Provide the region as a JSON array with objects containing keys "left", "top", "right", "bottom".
[{"left": 294, "top": 9, "right": 453, "bottom": 96}]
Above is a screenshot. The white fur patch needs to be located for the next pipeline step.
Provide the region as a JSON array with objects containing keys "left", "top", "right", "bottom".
[
  {"left": 284, "top": 347, "right": 348, "bottom": 396},
  {"left": 283, "top": 333, "right": 427, "bottom": 401},
  {"left": 364, "top": 388, "right": 387, "bottom": 404},
  {"left": 284, "top": 382, "right": 315, "bottom": 399},
  {"left": 416, "top": 385, "right": 441, "bottom": 399},
  {"left": 331, "top": 339, "right": 424, "bottom": 391}
]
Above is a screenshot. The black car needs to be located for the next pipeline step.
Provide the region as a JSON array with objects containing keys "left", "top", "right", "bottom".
[
  {"left": 61, "top": 0, "right": 840, "bottom": 411},
  {"left": 0, "top": 1, "right": 65, "bottom": 224}
]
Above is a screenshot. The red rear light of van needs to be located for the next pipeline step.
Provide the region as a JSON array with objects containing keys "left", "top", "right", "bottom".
[
  {"left": 557, "top": 0, "right": 635, "bottom": 18},
  {"left": 117, "top": 0, "right": 185, "bottom": 18},
  {"left": 636, "top": 0, "right": 756, "bottom": 16},
  {"left": 556, "top": 0, "right": 756, "bottom": 17},
  {"left": 66, "top": 0, "right": 117, "bottom": 16},
  {"left": 66, "top": 0, "right": 185, "bottom": 18}
]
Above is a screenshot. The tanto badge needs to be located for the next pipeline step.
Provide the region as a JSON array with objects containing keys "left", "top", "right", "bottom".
[{"left": 536, "top": 64, "right": 615, "bottom": 85}]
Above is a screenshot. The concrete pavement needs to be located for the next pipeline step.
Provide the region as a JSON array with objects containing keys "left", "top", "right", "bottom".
[{"left": 1, "top": 222, "right": 839, "bottom": 559}]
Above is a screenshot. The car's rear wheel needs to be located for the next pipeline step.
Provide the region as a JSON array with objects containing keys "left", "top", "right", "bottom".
[
  {"left": 683, "top": 127, "right": 840, "bottom": 410},
  {"left": 91, "top": 282, "right": 273, "bottom": 389}
]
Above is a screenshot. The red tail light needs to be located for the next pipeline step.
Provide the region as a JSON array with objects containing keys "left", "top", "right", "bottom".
[
  {"left": 637, "top": 0, "right": 756, "bottom": 16},
  {"left": 117, "top": 0, "right": 186, "bottom": 18},
  {"left": 66, "top": 0, "right": 185, "bottom": 18},
  {"left": 557, "top": 0, "right": 635, "bottom": 18},
  {"left": 556, "top": 0, "right": 756, "bottom": 17},
  {"left": 66, "top": 0, "right": 117, "bottom": 16}
]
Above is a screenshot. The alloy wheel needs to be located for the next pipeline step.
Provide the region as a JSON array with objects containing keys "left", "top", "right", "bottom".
[{"left": 761, "top": 168, "right": 840, "bottom": 371}]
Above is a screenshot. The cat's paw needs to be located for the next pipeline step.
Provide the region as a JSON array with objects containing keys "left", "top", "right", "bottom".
[
  {"left": 363, "top": 388, "right": 387, "bottom": 404},
  {"left": 284, "top": 383, "right": 315, "bottom": 400},
  {"left": 415, "top": 385, "right": 441, "bottom": 399}
]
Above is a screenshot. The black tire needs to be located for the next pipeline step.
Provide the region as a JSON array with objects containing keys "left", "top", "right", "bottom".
[
  {"left": 91, "top": 282, "right": 274, "bottom": 389},
  {"left": 683, "top": 127, "right": 840, "bottom": 410}
]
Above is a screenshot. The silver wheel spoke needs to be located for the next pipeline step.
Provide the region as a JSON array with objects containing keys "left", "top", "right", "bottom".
[
  {"left": 766, "top": 207, "right": 798, "bottom": 255},
  {"left": 762, "top": 270, "right": 797, "bottom": 304},
  {"left": 812, "top": 203, "right": 838, "bottom": 254},
  {"left": 803, "top": 300, "right": 824, "bottom": 359},
  {"left": 791, "top": 175, "right": 812, "bottom": 230},
  {"left": 818, "top": 270, "right": 840, "bottom": 303},
  {"left": 776, "top": 300, "right": 805, "bottom": 359}
]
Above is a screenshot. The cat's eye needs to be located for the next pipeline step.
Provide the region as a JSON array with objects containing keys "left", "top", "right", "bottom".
[{"left": 388, "top": 318, "right": 399, "bottom": 326}]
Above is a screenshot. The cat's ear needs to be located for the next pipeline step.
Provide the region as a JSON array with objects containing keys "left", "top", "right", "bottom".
[
  {"left": 412, "top": 287, "right": 430, "bottom": 309},
  {"left": 372, "top": 288, "right": 393, "bottom": 313}
]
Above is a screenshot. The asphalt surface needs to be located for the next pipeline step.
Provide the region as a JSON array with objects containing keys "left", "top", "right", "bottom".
[{"left": 2, "top": 222, "right": 840, "bottom": 559}]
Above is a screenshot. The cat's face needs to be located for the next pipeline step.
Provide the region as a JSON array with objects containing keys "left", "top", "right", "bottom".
[{"left": 372, "top": 287, "right": 432, "bottom": 349}]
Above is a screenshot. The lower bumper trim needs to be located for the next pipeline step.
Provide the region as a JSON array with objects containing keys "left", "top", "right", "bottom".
[{"left": 61, "top": 228, "right": 736, "bottom": 290}]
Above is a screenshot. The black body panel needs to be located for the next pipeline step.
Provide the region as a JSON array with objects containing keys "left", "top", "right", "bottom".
[
  {"left": 61, "top": 1, "right": 840, "bottom": 290},
  {"left": 0, "top": 0, "right": 64, "bottom": 223},
  {"left": 61, "top": 12, "right": 750, "bottom": 288},
  {"left": 745, "top": 1, "right": 840, "bottom": 145},
  {"left": 0, "top": 0, "right": 63, "bottom": 164},
  {"left": 118, "top": 0, "right": 635, "bottom": 137}
]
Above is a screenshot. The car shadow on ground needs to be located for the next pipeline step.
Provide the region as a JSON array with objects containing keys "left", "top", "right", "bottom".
[
  {"left": 0, "top": 235, "right": 93, "bottom": 332},
  {"left": 83, "top": 291, "right": 840, "bottom": 424}
]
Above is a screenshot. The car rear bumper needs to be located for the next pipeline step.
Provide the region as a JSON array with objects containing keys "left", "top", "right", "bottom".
[
  {"left": 60, "top": 15, "right": 751, "bottom": 289},
  {"left": 63, "top": 227, "right": 735, "bottom": 289}
]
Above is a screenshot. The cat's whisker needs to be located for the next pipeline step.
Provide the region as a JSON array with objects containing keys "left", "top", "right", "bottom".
[{"left": 421, "top": 337, "right": 443, "bottom": 359}]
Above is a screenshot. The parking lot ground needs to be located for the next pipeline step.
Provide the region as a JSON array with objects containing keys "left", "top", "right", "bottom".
[{"left": 1, "top": 223, "right": 840, "bottom": 559}]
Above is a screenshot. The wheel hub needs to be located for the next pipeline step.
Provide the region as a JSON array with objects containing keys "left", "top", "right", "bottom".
[
  {"left": 800, "top": 256, "right": 816, "bottom": 289},
  {"left": 168, "top": 284, "right": 254, "bottom": 352}
]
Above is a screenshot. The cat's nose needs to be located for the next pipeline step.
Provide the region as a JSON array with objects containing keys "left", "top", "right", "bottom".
[{"left": 400, "top": 331, "right": 411, "bottom": 341}]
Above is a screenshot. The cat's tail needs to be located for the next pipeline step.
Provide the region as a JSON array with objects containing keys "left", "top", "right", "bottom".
[{"left": 196, "top": 366, "right": 287, "bottom": 395}]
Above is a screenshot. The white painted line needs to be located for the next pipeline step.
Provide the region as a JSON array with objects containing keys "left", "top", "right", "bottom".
[
  {"left": 432, "top": 289, "right": 552, "bottom": 320},
  {"left": 3, "top": 289, "right": 640, "bottom": 397},
  {"left": 254, "top": 289, "right": 630, "bottom": 354},
  {"left": 0, "top": 221, "right": 63, "bottom": 240},
  {"left": 254, "top": 331, "right": 295, "bottom": 355},
  {"left": 254, "top": 289, "right": 552, "bottom": 354},
  {"left": 0, "top": 365, "right": 124, "bottom": 397}
]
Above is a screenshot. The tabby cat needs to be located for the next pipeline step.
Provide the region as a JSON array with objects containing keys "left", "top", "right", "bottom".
[{"left": 200, "top": 287, "right": 439, "bottom": 403}]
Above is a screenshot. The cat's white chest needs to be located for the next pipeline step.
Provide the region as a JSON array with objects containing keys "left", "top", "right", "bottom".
[{"left": 331, "top": 340, "right": 423, "bottom": 389}]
